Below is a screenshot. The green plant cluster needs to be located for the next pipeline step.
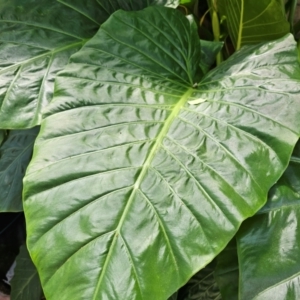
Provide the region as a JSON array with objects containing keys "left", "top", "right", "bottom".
[{"left": 1, "top": 0, "right": 300, "bottom": 299}]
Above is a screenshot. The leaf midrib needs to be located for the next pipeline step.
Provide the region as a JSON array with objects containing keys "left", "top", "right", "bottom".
[{"left": 92, "top": 87, "right": 193, "bottom": 299}]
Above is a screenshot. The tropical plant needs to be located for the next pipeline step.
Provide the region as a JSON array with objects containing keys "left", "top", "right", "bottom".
[{"left": 1, "top": 0, "right": 300, "bottom": 299}]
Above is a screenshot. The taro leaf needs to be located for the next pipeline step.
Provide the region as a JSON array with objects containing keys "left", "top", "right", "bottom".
[
  {"left": 237, "top": 141, "right": 300, "bottom": 299},
  {"left": 217, "top": 0, "right": 290, "bottom": 50},
  {"left": 23, "top": 6, "right": 300, "bottom": 300},
  {"left": 214, "top": 240, "right": 238, "bottom": 300},
  {"left": 0, "top": 127, "right": 39, "bottom": 212},
  {"left": 10, "top": 245, "right": 42, "bottom": 300},
  {"left": 0, "top": 0, "right": 178, "bottom": 129}
]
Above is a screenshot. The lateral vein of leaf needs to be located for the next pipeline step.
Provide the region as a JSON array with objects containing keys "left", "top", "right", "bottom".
[
  {"left": 160, "top": 144, "right": 230, "bottom": 227},
  {"left": 56, "top": 0, "right": 100, "bottom": 25},
  {"left": 257, "top": 203, "right": 300, "bottom": 215},
  {"left": 26, "top": 167, "right": 139, "bottom": 197},
  {"left": 0, "top": 40, "right": 50, "bottom": 50},
  {"left": 149, "top": 166, "right": 214, "bottom": 247},
  {"left": 43, "top": 103, "right": 175, "bottom": 120},
  {"left": 243, "top": 20, "right": 288, "bottom": 28},
  {"left": 59, "top": 74, "right": 183, "bottom": 97},
  {"left": 44, "top": 230, "right": 116, "bottom": 287},
  {"left": 178, "top": 115, "right": 267, "bottom": 193},
  {"left": 37, "top": 120, "right": 163, "bottom": 142},
  {"left": 290, "top": 156, "right": 300, "bottom": 164},
  {"left": 243, "top": 0, "right": 276, "bottom": 25},
  {"left": 93, "top": 27, "right": 191, "bottom": 85},
  {"left": 93, "top": 88, "right": 193, "bottom": 298},
  {"left": 252, "top": 271, "right": 300, "bottom": 299},
  {"left": 64, "top": 62, "right": 187, "bottom": 94},
  {"left": 137, "top": 9, "right": 195, "bottom": 85},
  {"left": 34, "top": 186, "right": 134, "bottom": 247},
  {"left": 0, "top": 20, "right": 84, "bottom": 40},
  {"left": 12, "top": 270, "right": 38, "bottom": 298},
  {"left": 0, "top": 41, "right": 86, "bottom": 74},
  {"left": 95, "top": 0, "right": 111, "bottom": 16},
  {"left": 137, "top": 189, "right": 179, "bottom": 273},
  {"left": 0, "top": 65, "right": 22, "bottom": 111},
  {"left": 243, "top": 31, "right": 290, "bottom": 38},
  {"left": 181, "top": 107, "right": 279, "bottom": 167},
  {"left": 118, "top": 235, "right": 143, "bottom": 298},
  {"left": 211, "top": 100, "right": 298, "bottom": 135},
  {"left": 112, "top": 15, "right": 193, "bottom": 84},
  {"left": 164, "top": 135, "right": 255, "bottom": 210},
  {"left": 86, "top": 45, "right": 189, "bottom": 88},
  {"left": 29, "top": 140, "right": 154, "bottom": 176},
  {"left": 147, "top": 167, "right": 191, "bottom": 215}
]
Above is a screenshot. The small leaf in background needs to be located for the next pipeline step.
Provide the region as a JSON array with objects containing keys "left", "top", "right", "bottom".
[
  {"left": 0, "top": 0, "right": 179, "bottom": 129},
  {"left": 217, "top": 0, "right": 290, "bottom": 49},
  {"left": 214, "top": 240, "right": 238, "bottom": 300},
  {"left": 0, "top": 127, "right": 39, "bottom": 212},
  {"left": 10, "top": 245, "right": 42, "bottom": 300},
  {"left": 23, "top": 6, "right": 300, "bottom": 300},
  {"left": 199, "top": 40, "right": 223, "bottom": 74},
  {"left": 237, "top": 140, "right": 300, "bottom": 299}
]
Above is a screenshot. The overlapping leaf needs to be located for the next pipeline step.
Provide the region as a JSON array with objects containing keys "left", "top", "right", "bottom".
[
  {"left": 0, "top": 0, "right": 178, "bottom": 129},
  {"left": 23, "top": 6, "right": 300, "bottom": 300},
  {"left": 217, "top": 0, "right": 290, "bottom": 49},
  {"left": 237, "top": 141, "right": 300, "bottom": 299},
  {"left": 0, "top": 128, "right": 39, "bottom": 212},
  {"left": 10, "top": 245, "right": 42, "bottom": 300},
  {"left": 214, "top": 240, "right": 238, "bottom": 300}
]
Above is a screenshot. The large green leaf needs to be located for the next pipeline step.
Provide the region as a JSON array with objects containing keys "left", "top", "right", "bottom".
[
  {"left": 0, "top": 128, "right": 39, "bottom": 212},
  {"left": 23, "top": 7, "right": 300, "bottom": 300},
  {"left": 0, "top": 0, "right": 178, "bottom": 129},
  {"left": 237, "top": 141, "right": 300, "bottom": 299},
  {"left": 217, "top": 0, "right": 290, "bottom": 49},
  {"left": 10, "top": 245, "right": 42, "bottom": 300}
]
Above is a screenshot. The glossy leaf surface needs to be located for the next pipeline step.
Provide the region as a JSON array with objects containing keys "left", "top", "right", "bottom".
[
  {"left": 23, "top": 6, "right": 300, "bottom": 300},
  {"left": 237, "top": 142, "right": 300, "bottom": 299},
  {"left": 10, "top": 245, "right": 42, "bottom": 300},
  {"left": 0, "top": 0, "right": 177, "bottom": 129},
  {"left": 217, "top": 0, "right": 290, "bottom": 49},
  {"left": 0, "top": 128, "right": 39, "bottom": 212}
]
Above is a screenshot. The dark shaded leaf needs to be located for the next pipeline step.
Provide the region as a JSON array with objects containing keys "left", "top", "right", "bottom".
[
  {"left": 10, "top": 245, "right": 42, "bottom": 300},
  {"left": 214, "top": 240, "right": 238, "bottom": 300},
  {"left": 0, "top": 127, "right": 39, "bottom": 212},
  {"left": 23, "top": 7, "right": 300, "bottom": 300}
]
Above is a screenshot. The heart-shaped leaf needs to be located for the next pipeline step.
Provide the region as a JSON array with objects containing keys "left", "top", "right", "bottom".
[
  {"left": 0, "top": 0, "right": 178, "bottom": 129},
  {"left": 237, "top": 141, "right": 300, "bottom": 299},
  {"left": 23, "top": 7, "right": 300, "bottom": 300}
]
